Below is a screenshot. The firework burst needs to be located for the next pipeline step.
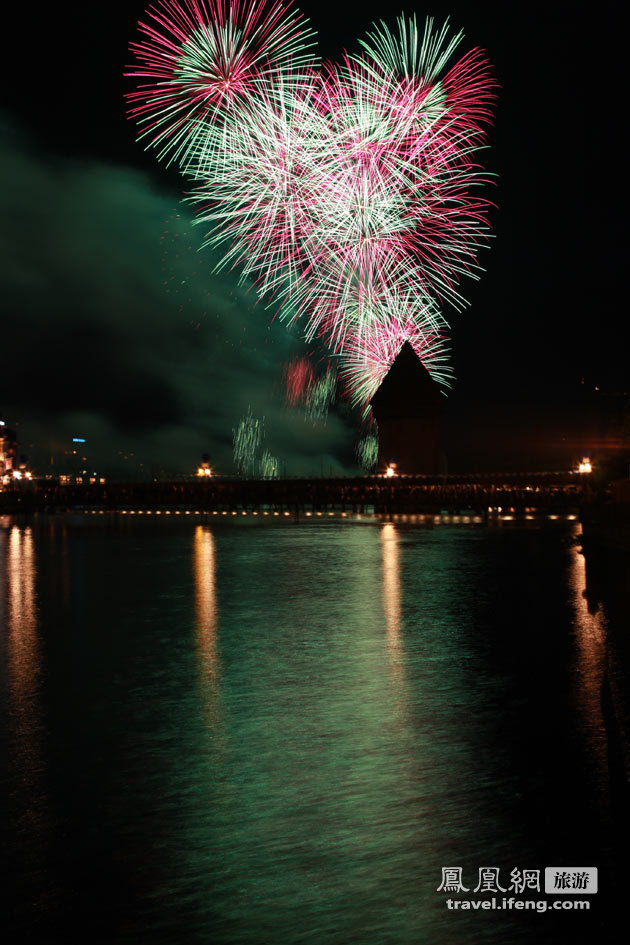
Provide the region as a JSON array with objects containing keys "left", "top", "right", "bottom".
[
  {"left": 126, "top": 0, "right": 317, "bottom": 166},
  {"left": 188, "top": 70, "right": 329, "bottom": 295},
  {"left": 128, "top": 3, "right": 496, "bottom": 412}
]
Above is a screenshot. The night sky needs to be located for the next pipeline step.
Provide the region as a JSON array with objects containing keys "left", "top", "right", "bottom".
[{"left": 1, "top": 0, "right": 624, "bottom": 476}]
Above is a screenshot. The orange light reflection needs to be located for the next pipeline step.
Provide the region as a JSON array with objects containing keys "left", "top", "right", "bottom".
[
  {"left": 381, "top": 522, "right": 401, "bottom": 640},
  {"left": 568, "top": 532, "right": 608, "bottom": 797},
  {"left": 6, "top": 525, "right": 48, "bottom": 834},
  {"left": 193, "top": 526, "right": 221, "bottom": 728},
  {"left": 8, "top": 526, "right": 40, "bottom": 716}
]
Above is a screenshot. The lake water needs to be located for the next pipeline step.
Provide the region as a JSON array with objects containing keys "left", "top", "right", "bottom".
[{"left": 2, "top": 515, "right": 629, "bottom": 944}]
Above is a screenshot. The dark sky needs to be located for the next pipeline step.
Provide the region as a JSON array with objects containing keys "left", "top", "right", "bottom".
[{"left": 1, "top": 0, "right": 625, "bottom": 475}]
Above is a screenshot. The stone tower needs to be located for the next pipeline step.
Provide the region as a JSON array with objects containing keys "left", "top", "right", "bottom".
[{"left": 369, "top": 342, "right": 445, "bottom": 474}]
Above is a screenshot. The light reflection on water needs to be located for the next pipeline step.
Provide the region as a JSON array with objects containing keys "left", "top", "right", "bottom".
[
  {"left": 567, "top": 542, "right": 609, "bottom": 806},
  {"left": 5, "top": 526, "right": 46, "bottom": 801},
  {"left": 8, "top": 526, "right": 38, "bottom": 689},
  {"left": 381, "top": 522, "right": 401, "bottom": 639},
  {"left": 1, "top": 517, "right": 627, "bottom": 945},
  {"left": 3, "top": 525, "right": 50, "bottom": 925},
  {"left": 193, "top": 525, "right": 217, "bottom": 655}
]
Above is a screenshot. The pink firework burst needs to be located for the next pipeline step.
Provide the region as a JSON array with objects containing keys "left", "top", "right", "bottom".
[
  {"left": 126, "top": 0, "right": 317, "bottom": 166},
  {"left": 126, "top": 5, "right": 498, "bottom": 411},
  {"left": 188, "top": 69, "right": 329, "bottom": 295}
]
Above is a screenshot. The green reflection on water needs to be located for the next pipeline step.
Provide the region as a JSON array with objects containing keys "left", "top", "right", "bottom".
[{"left": 2, "top": 518, "right": 619, "bottom": 945}]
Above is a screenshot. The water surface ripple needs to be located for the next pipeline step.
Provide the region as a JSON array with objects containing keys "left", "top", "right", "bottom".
[{"left": 1, "top": 517, "right": 628, "bottom": 944}]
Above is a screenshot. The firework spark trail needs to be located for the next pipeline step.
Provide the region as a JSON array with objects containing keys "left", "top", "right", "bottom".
[
  {"left": 128, "top": 3, "right": 496, "bottom": 409},
  {"left": 232, "top": 406, "right": 265, "bottom": 474},
  {"left": 259, "top": 448, "right": 279, "bottom": 477},
  {"left": 282, "top": 357, "right": 337, "bottom": 423},
  {"left": 304, "top": 366, "right": 337, "bottom": 422},
  {"left": 355, "top": 433, "right": 378, "bottom": 472},
  {"left": 283, "top": 356, "right": 314, "bottom": 405}
]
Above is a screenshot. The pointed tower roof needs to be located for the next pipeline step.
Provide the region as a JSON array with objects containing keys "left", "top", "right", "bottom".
[{"left": 369, "top": 342, "right": 444, "bottom": 418}]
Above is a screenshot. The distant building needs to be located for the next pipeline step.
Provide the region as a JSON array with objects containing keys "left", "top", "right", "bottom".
[
  {"left": 0, "top": 421, "right": 18, "bottom": 480},
  {"left": 369, "top": 342, "right": 445, "bottom": 475}
]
